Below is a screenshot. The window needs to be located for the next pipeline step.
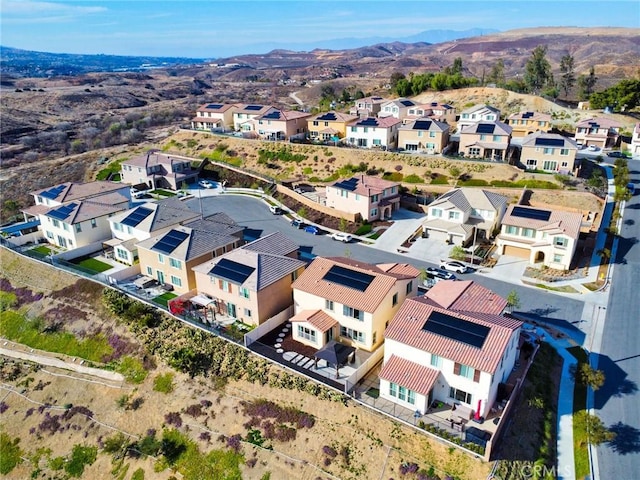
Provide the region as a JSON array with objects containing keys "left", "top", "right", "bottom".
[
  {"left": 522, "top": 228, "right": 535, "bottom": 238},
  {"left": 553, "top": 254, "right": 563, "bottom": 263},
  {"left": 340, "top": 189, "right": 348, "bottom": 198},
  {"left": 52, "top": 219, "right": 60, "bottom": 228},
  {"left": 429, "top": 131, "right": 436, "bottom": 138},
  {"left": 372, "top": 331, "right": 377, "bottom": 345},
  {"left": 46, "top": 230, "right": 54, "bottom": 239},
  {"left": 343, "top": 305, "right": 364, "bottom": 321},
  {"left": 340, "top": 326, "right": 365, "bottom": 343},
  {"left": 544, "top": 147, "right": 554, "bottom": 155},
  {"left": 62, "top": 223, "right": 69, "bottom": 231},
  {"left": 407, "top": 389, "right": 415, "bottom": 404},
  {"left": 554, "top": 237, "right": 568, "bottom": 247},
  {"left": 146, "top": 266, "right": 153, "bottom": 276},
  {"left": 298, "top": 325, "right": 316, "bottom": 343},
  {"left": 561, "top": 161, "right": 568, "bottom": 168},
  {"left": 480, "top": 134, "right": 487, "bottom": 141},
  {"left": 406, "top": 281, "right": 413, "bottom": 295},
  {"left": 526, "top": 159, "right": 537, "bottom": 168},
  {"left": 389, "top": 383, "right": 415, "bottom": 404},
  {"left": 244, "top": 308, "right": 252, "bottom": 318},
  {"left": 542, "top": 160, "right": 557, "bottom": 171},
  {"left": 398, "top": 385, "right": 407, "bottom": 401},
  {"left": 417, "top": 131, "right": 423, "bottom": 137},
  {"left": 506, "top": 225, "right": 518, "bottom": 235},
  {"left": 170, "top": 275, "right": 182, "bottom": 287},
  {"left": 373, "top": 139, "right": 381, "bottom": 145},
  {"left": 75, "top": 224, "right": 82, "bottom": 233},
  {"left": 240, "top": 287, "right": 250, "bottom": 299},
  {"left": 431, "top": 208, "right": 442, "bottom": 218},
  {"left": 90, "top": 219, "right": 97, "bottom": 228},
  {"left": 169, "top": 258, "right": 182, "bottom": 269},
  {"left": 114, "top": 223, "right": 123, "bottom": 232},
  {"left": 370, "top": 208, "right": 378, "bottom": 217},
  {"left": 454, "top": 362, "right": 474, "bottom": 379},
  {"left": 389, "top": 382, "right": 397, "bottom": 397},
  {"left": 116, "top": 248, "right": 128, "bottom": 260},
  {"left": 469, "top": 147, "right": 480, "bottom": 156},
  {"left": 392, "top": 293, "right": 398, "bottom": 306},
  {"left": 449, "top": 387, "right": 472, "bottom": 404},
  {"left": 291, "top": 270, "right": 298, "bottom": 282},
  {"left": 371, "top": 194, "right": 380, "bottom": 203},
  {"left": 158, "top": 254, "right": 165, "bottom": 264},
  {"left": 430, "top": 354, "right": 442, "bottom": 368},
  {"left": 448, "top": 211, "right": 460, "bottom": 220},
  {"left": 325, "top": 299, "right": 334, "bottom": 311},
  {"left": 560, "top": 148, "right": 569, "bottom": 156},
  {"left": 219, "top": 280, "right": 231, "bottom": 293}
]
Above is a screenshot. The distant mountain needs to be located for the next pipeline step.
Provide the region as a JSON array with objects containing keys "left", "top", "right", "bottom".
[{"left": 0, "top": 46, "right": 204, "bottom": 78}]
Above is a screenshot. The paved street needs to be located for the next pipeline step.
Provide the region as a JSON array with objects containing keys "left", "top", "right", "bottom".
[{"left": 594, "top": 159, "right": 640, "bottom": 479}]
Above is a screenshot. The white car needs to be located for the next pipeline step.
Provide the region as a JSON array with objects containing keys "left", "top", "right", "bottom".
[
  {"left": 199, "top": 179, "right": 214, "bottom": 189},
  {"left": 587, "top": 145, "right": 599, "bottom": 152},
  {"left": 331, "top": 232, "right": 353, "bottom": 243},
  {"left": 439, "top": 260, "right": 469, "bottom": 274}
]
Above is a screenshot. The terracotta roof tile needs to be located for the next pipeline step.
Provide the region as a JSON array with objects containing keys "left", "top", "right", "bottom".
[
  {"left": 290, "top": 309, "right": 338, "bottom": 332},
  {"left": 424, "top": 280, "right": 507, "bottom": 316},
  {"left": 502, "top": 204, "right": 583, "bottom": 240},
  {"left": 379, "top": 355, "right": 440, "bottom": 397}
]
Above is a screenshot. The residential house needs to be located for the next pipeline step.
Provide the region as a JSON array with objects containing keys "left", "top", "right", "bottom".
[
  {"left": 422, "top": 188, "right": 508, "bottom": 245},
  {"left": 378, "top": 98, "right": 417, "bottom": 120},
  {"left": 136, "top": 213, "right": 245, "bottom": 294},
  {"left": 307, "top": 111, "right": 360, "bottom": 142},
  {"left": 106, "top": 198, "right": 201, "bottom": 265},
  {"left": 457, "top": 104, "right": 501, "bottom": 132},
  {"left": 192, "top": 232, "right": 305, "bottom": 326},
  {"left": 496, "top": 204, "right": 583, "bottom": 270},
  {"left": 325, "top": 174, "right": 401, "bottom": 222},
  {"left": 506, "top": 111, "right": 552, "bottom": 138},
  {"left": 291, "top": 257, "right": 420, "bottom": 352},
  {"left": 459, "top": 121, "right": 512, "bottom": 161},
  {"left": 405, "top": 102, "right": 457, "bottom": 125},
  {"left": 250, "top": 109, "right": 311, "bottom": 141},
  {"left": 24, "top": 181, "right": 131, "bottom": 250},
  {"left": 232, "top": 104, "right": 274, "bottom": 132},
  {"left": 520, "top": 132, "right": 579, "bottom": 174},
  {"left": 380, "top": 282, "right": 522, "bottom": 417},
  {"left": 345, "top": 117, "right": 401, "bottom": 150},
  {"left": 191, "top": 103, "right": 235, "bottom": 131},
  {"left": 349, "top": 95, "right": 386, "bottom": 117},
  {"left": 573, "top": 117, "right": 622, "bottom": 149},
  {"left": 397, "top": 118, "right": 450, "bottom": 154},
  {"left": 632, "top": 123, "right": 640, "bottom": 157},
  {"left": 120, "top": 150, "right": 198, "bottom": 191}
]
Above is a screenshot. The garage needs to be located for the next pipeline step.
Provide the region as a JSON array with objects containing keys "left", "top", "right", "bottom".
[
  {"left": 502, "top": 245, "right": 530, "bottom": 259},
  {"left": 423, "top": 229, "right": 449, "bottom": 243}
]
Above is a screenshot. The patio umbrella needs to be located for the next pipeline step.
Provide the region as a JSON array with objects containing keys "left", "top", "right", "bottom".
[{"left": 314, "top": 340, "right": 355, "bottom": 377}]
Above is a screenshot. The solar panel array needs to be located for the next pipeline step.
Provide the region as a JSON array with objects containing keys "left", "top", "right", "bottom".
[
  {"left": 413, "top": 120, "right": 432, "bottom": 130},
  {"left": 323, "top": 264, "right": 375, "bottom": 292},
  {"left": 210, "top": 258, "right": 255, "bottom": 284},
  {"left": 476, "top": 123, "right": 496, "bottom": 134},
  {"left": 317, "top": 112, "right": 337, "bottom": 121},
  {"left": 422, "top": 311, "right": 490, "bottom": 349},
  {"left": 400, "top": 100, "right": 414, "bottom": 107},
  {"left": 205, "top": 104, "right": 224, "bottom": 109},
  {"left": 48, "top": 203, "right": 78, "bottom": 221},
  {"left": 262, "top": 110, "right": 282, "bottom": 120},
  {"left": 121, "top": 207, "right": 153, "bottom": 227},
  {"left": 334, "top": 177, "right": 359, "bottom": 191},
  {"left": 153, "top": 229, "right": 189, "bottom": 254},
  {"left": 244, "top": 105, "right": 263, "bottom": 111},
  {"left": 512, "top": 206, "right": 551, "bottom": 221},
  {"left": 522, "top": 112, "right": 533, "bottom": 118},
  {"left": 40, "top": 185, "right": 66, "bottom": 200},
  {"left": 357, "top": 118, "right": 378, "bottom": 127},
  {"left": 534, "top": 137, "right": 564, "bottom": 147}
]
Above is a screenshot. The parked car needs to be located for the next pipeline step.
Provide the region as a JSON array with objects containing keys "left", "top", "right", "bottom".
[
  {"left": 269, "top": 205, "right": 283, "bottom": 215},
  {"left": 199, "top": 179, "right": 214, "bottom": 189},
  {"left": 607, "top": 151, "right": 628, "bottom": 158},
  {"left": 304, "top": 225, "right": 321, "bottom": 235},
  {"left": 291, "top": 219, "right": 306, "bottom": 229},
  {"left": 331, "top": 232, "right": 353, "bottom": 243},
  {"left": 425, "top": 267, "right": 457, "bottom": 281},
  {"left": 439, "top": 260, "right": 470, "bottom": 274},
  {"left": 587, "top": 145, "right": 599, "bottom": 152}
]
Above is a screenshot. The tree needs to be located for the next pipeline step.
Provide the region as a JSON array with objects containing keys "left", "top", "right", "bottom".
[
  {"left": 524, "top": 45, "right": 552, "bottom": 94},
  {"left": 506, "top": 290, "right": 521, "bottom": 313},
  {"left": 590, "top": 79, "right": 640, "bottom": 111},
  {"left": 577, "top": 363, "right": 606, "bottom": 391},
  {"left": 487, "top": 59, "right": 505, "bottom": 86},
  {"left": 577, "top": 66, "right": 598, "bottom": 100},
  {"left": 559, "top": 54, "right": 576, "bottom": 97},
  {"left": 574, "top": 411, "right": 616, "bottom": 447},
  {"left": 389, "top": 71, "right": 406, "bottom": 91}
]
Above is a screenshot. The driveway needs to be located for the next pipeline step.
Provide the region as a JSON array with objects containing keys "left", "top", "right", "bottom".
[{"left": 373, "top": 209, "right": 424, "bottom": 253}]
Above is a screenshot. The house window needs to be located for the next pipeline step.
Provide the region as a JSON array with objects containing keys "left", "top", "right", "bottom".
[
  {"left": 75, "top": 224, "right": 82, "bottom": 233},
  {"left": 449, "top": 387, "right": 472, "bottom": 404},
  {"left": 313, "top": 121, "right": 319, "bottom": 126},
  {"left": 480, "top": 134, "right": 487, "bottom": 141},
  {"left": 340, "top": 326, "right": 365, "bottom": 343},
  {"left": 455, "top": 362, "right": 475, "bottom": 379},
  {"left": 431, "top": 354, "right": 442, "bottom": 368},
  {"left": 220, "top": 280, "right": 231, "bottom": 293},
  {"left": 492, "top": 135, "right": 500, "bottom": 142},
  {"left": 522, "top": 228, "right": 535, "bottom": 238},
  {"left": 542, "top": 160, "right": 557, "bottom": 171},
  {"left": 389, "top": 383, "right": 415, "bottom": 405},
  {"left": 169, "top": 258, "right": 182, "bottom": 269},
  {"left": 554, "top": 237, "right": 568, "bottom": 247},
  {"left": 553, "top": 254, "right": 564, "bottom": 263},
  {"left": 114, "top": 223, "right": 122, "bottom": 232},
  {"left": 325, "top": 299, "right": 334, "bottom": 311},
  {"left": 343, "top": 305, "right": 364, "bottom": 321},
  {"left": 298, "top": 325, "right": 316, "bottom": 343},
  {"left": 417, "top": 131, "right": 423, "bottom": 137},
  {"left": 350, "top": 126, "right": 357, "bottom": 132},
  {"left": 392, "top": 293, "right": 398, "bottom": 306},
  {"left": 389, "top": 382, "right": 397, "bottom": 397},
  {"left": 372, "top": 331, "right": 377, "bottom": 345},
  {"left": 526, "top": 159, "right": 537, "bottom": 168},
  {"left": 561, "top": 161, "right": 568, "bottom": 168},
  {"left": 371, "top": 194, "right": 380, "bottom": 203},
  {"left": 170, "top": 275, "right": 182, "bottom": 287},
  {"left": 406, "top": 281, "right": 413, "bottom": 295},
  {"left": 146, "top": 266, "right": 153, "bottom": 276},
  {"left": 448, "top": 211, "right": 460, "bottom": 220},
  {"left": 429, "top": 131, "right": 436, "bottom": 138},
  {"left": 373, "top": 139, "right": 381, "bottom": 145},
  {"left": 506, "top": 225, "right": 518, "bottom": 235},
  {"left": 244, "top": 308, "right": 252, "bottom": 318},
  {"left": 240, "top": 287, "right": 250, "bottom": 299},
  {"left": 52, "top": 219, "right": 60, "bottom": 228},
  {"left": 61, "top": 223, "right": 68, "bottom": 231},
  {"left": 370, "top": 208, "right": 378, "bottom": 217},
  {"left": 91, "top": 219, "right": 97, "bottom": 228},
  {"left": 291, "top": 270, "right": 298, "bottom": 282},
  {"left": 560, "top": 148, "right": 569, "bottom": 156},
  {"left": 431, "top": 208, "right": 442, "bottom": 218},
  {"left": 46, "top": 230, "right": 54, "bottom": 239},
  {"left": 158, "top": 254, "right": 165, "bottom": 264},
  {"left": 469, "top": 147, "right": 480, "bottom": 156},
  {"left": 116, "top": 248, "right": 128, "bottom": 260},
  {"left": 340, "top": 189, "right": 348, "bottom": 198}
]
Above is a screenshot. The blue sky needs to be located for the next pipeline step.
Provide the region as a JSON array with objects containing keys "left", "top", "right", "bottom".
[{"left": 1, "top": 0, "right": 639, "bottom": 58}]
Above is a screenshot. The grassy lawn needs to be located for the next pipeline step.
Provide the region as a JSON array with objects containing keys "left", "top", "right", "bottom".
[
  {"left": 568, "top": 346, "right": 590, "bottom": 479},
  {"left": 150, "top": 189, "right": 176, "bottom": 197},
  {"left": 152, "top": 292, "right": 177, "bottom": 307},
  {"left": 71, "top": 257, "right": 112, "bottom": 273},
  {"left": 32, "top": 245, "right": 53, "bottom": 256},
  {"left": 0, "top": 310, "right": 112, "bottom": 363}
]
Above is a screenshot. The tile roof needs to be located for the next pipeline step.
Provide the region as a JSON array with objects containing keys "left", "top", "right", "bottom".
[
  {"left": 376, "top": 263, "right": 422, "bottom": 278},
  {"left": 183, "top": 213, "right": 244, "bottom": 238},
  {"left": 196, "top": 103, "right": 234, "bottom": 113},
  {"left": 429, "top": 188, "right": 508, "bottom": 214},
  {"left": 31, "top": 181, "right": 126, "bottom": 203},
  {"left": 461, "top": 121, "right": 512, "bottom": 136},
  {"left": 241, "top": 231, "right": 299, "bottom": 257},
  {"left": 459, "top": 103, "right": 500, "bottom": 115},
  {"left": 521, "top": 131, "right": 578, "bottom": 149},
  {"left": 255, "top": 109, "right": 311, "bottom": 121},
  {"left": 507, "top": 111, "right": 552, "bottom": 122},
  {"left": 138, "top": 225, "right": 239, "bottom": 262},
  {"left": 309, "top": 111, "right": 359, "bottom": 123},
  {"left": 329, "top": 174, "right": 399, "bottom": 196},
  {"left": 43, "top": 191, "right": 129, "bottom": 224},
  {"left": 385, "top": 299, "right": 521, "bottom": 374},
  {"left": 399, "top": 118, "right": 449, "bottom": 132},
  {"left": 292, "top": 256, "right": 418, "bottom": 312},
  {"left": 575, "top": 117, "right": 622, "bottom": 128},
  {"left": 290, "top": 309, "right": 338, "bottom": 332},
  {"left": 351, "top": 116, "right": 401, "bottom": 128},
  {"left": 110, "top": 198, "right": 200, "bottom": 234},
  {"left": 122, "top": 150, "right": 193, "bottom": 170},
  {"left": 234, "top": 104, "right": 274, "bottom": 115},
  {"left": 379, "top": 355, "right": 440, "bottom": 396},
  {"left": 423, "top": 280, "right": 508, "bottom": 316},
  {"left": 502, "top": 204, "right": 583, "bottom": 240}
]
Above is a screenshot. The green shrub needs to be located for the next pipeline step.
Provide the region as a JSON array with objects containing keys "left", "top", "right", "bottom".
[
  {"left": 154, "top": 372, "right": 175, "bottom": 393},
  {"left": 355, "top": 224, "right": 372, "bottom": 235},
  {"left": 131, "top": 468, "right": 145, "bottom": 480},
  {"left": 403, "top": 174, "right": 423, "bottom": 183},
  {"left": 0, "top": 433, "right": 22, "bottom": 474},
  {"left": 458, "top": 178, "right": 489, "bottom": 186},
  {"left": 430, "top": 176, "right": 449, "bottom": 185},
  {"left": 0, "top": 291, "right": 17, "bottom": 312},
  {"left": 382, "top": 172, "right": 404, "bottom": 182},
  {"left": 116, "top": 356, "right": 148, "bottom": 384},
  {"left": 65, "top": 445, "right": 97, "bottom": 477}
]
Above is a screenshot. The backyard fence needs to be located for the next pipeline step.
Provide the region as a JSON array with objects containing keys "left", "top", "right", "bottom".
[{"left": 244, "top": 306, "right": 293, "bottom": 348}]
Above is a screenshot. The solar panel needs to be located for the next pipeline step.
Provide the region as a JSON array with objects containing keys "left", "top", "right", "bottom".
[
  {"left": 210, "top": 258, "right": 255, "bottom": 284},
  {"left": 121, "top": 207, "right": 153, "bottom": 227},
  {"left": 263, "top": 110, "right": 282, "bottom": 119},
  {"left": 511, "top": 206, "right": 551, "bottom": 221},
  {"left": 334, "top": 177, "right": 358, "bottom": 191},
  {"left": 48, "top": 202, "right": 77, "bottom": 221},
  {"left": 40, "top": 185, "right": 66, "bottom": 200},
  {"left": 244, "top": 105, "right": 263, "bottom": 111},
  {"left": 400, "top": 100, "right": 414, "bottom": 107},
  {"left": 206, "top": 104, "right": 224, "bottom": 109},
  {"left": 153, "top": 229, "right": 189, "bottom": 254},
  {"left": 322, "top": 264, "right": 375, "bottom": 292},
  {"left": 522, "top": 112, "right": 533, "bottom": 118},
  {"left": 358, "top": 118, "right": 378, "bottom": 126},
  {"left": 423, "top": 311, "right": 490, "bottom": 349},
  {"left": 476, "top": 123, "right": 496, "bottom": 134},
  {"left": 534, "top": 137, "right": 564, "bottom": 147},
  {"left": 317, "top": 112, "right": 337, "bottom": 121},
  {"left": 413, "top": 120, "right": 432, "bottom": 130}
]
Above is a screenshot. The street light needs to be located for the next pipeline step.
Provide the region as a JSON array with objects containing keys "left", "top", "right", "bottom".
[{"left": 470, "top": 226, "right": 478, "bottom": 266}]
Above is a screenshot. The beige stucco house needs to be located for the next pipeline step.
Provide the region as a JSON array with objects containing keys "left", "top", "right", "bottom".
[
  {"left": 349, "top": 96, "right": 386, "bottom": 117},
  {"left": 573, "top": 117, "right": 622, "bottom": 149},
  {"left": 457, "top": 104, "right": 501, "bottom": 132},
  {"left": 291, "top": 257, "right": 420, "bottom": 352},
  {"left": 378, "top": 98, "right": 418, "bottom": 120},
  {"left": 307, "top": 111, "right": 360, "bottom": 141},
  {"left": 397, "top": 118, "right": 450, "bottom": 154},
  {"left": 405, "top": 102, "right": 457, "bottom": 125},
  {"left": 120, "top": 150, "right": 198, "bottom": 191},
  {"left": 191, "top": 103, "right": 235, "bottom": 131},
  {"left": 345, "top": 116, "right": 401, "bottom": 150},
  {"left": 232, "top": 104, "right": 275, "bottom": 132},
  {"left": 506, "top": 111, "right": 552, "bottom": 138},
  {"left": 496, "top": 204, "right": 583, "bottom": 270},
  {"left": 326, "top": 174, "right": 400, "bottom": 222},
  {"left": 459, "top": 121, "right": 512, "bottom": 161},
  {"left": 250, "top": 109, "right": 311, "bottom": 141},
  {"left": 520, "top": 132, "right": 579, "bottom": 174}
]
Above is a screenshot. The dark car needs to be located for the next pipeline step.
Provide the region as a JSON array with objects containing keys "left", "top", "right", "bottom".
[
  {"left": 304, "top": 225, "right": 321, "bottom": 235},
  {"left": 607, "top": 151, "right": 625, "bottom": 158},
  {"left": 291, "top": 219, "right": 306, "bottom": 229}
]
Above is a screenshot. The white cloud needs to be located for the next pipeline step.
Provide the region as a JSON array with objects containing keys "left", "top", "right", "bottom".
[{"left": 1, "top": 0, "right": 106, "bottom": 22}]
